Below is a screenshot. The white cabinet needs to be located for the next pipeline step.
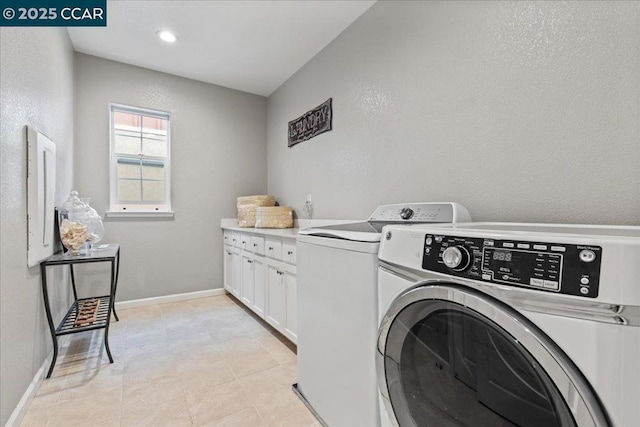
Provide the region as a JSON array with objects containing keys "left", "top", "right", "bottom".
[
  {"left": 283, "top": 264, "right": 297, "bottom": 343},
  {"left": 266, "top": 259, "right": 285, "bottom": 330},
  {"left": 240, "top": 251, "right": 266, "bottom": 318},
  {"left": 252, "top": 256, "right": 266, "bottom": 318},
  {"left": 282, "top": 241, "right": 297, "bottom": 265},
  {"left": 265, "top": 258, "right": 297, "bottom": 344},
  {"left": 223, "top": 231, "right": 232, "bottom": 246},
  {"left": 222, "top": 227, "right": 297, "bottom": 344},
  {"left": 223, "top": 246, "right": 233, "bottom": 293},
  {"left": 240, "top": 234, "right": 251, "bottom": 251},
  {"left": 265, "top": 238, "right": 282, "bottom": 260},
  {"left": 241, "top": 252, "right": 255, "bottom": 306},
  {"left": 251, "top": 235, "right": 265, "bottom": 255},
  {"left": 231, "top": 248, "right": 242, "bottom": 298}
]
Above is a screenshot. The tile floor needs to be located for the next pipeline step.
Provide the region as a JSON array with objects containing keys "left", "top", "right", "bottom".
[{"left": 21, "top": 295, "right": 318, "bottom": 426}]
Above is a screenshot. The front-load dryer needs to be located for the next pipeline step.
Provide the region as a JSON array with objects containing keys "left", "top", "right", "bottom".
[{"left": 377, "top": 222, "right": 640, "bottom": 427}]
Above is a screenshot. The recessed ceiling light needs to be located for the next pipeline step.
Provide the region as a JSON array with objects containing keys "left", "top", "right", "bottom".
[{"left": 157, "top": 30, "right": 177, "bottom": 43}]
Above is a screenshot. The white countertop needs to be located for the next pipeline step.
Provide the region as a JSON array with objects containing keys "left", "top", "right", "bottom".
[
  {"left": 221, "top": 218, "right": 355, "bottom": 240},
  {"left": 221, "top": 224, "right": 300, "bottom": 239}
]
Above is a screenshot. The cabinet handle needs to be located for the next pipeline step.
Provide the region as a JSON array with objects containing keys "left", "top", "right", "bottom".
[
  {"left": 268, "top": 247, "right": 273, "bottom": 250},
  {"left": 247, "top": 260, "right": 253, "bottom": 264},
  {"left": 287, "top": 251, "right": 293, "bottom": 255},
  {"left": 227, "top": 252, "right": 232, "bottom": 255},
  {"left": 253, "top": 243, "right": 257, "bottom": 247}
]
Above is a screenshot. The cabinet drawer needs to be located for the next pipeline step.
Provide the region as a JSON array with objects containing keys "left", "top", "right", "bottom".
[
  {"left": 240, "top": 234, "right": 251, "bottom": 251},
  {"left": 265, "top": 238, "right": 282, "bottom": 260},
  {"left": 282, "top": 241, "right": 296, "bottom": 264},
  {"left": 251, "top": 236, "right": 265, "bottom": 255},
  {"left": 223, "top": 230, "right": 233, "bottom": 245},
  {"left": 231, "top": 233, "right": 241, "bottom": 248}
]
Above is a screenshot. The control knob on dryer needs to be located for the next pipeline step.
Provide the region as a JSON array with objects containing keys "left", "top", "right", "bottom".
[
  {"left": 400, "top": 207, "right": 414, "bottom": 220},
  {"left": 442, "top": 246, "right": 472, "bottom": 271}
]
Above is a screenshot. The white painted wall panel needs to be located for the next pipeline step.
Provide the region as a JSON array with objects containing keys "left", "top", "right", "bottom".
[
  {"left": 267, "top": 1, "right": 640, "bottom": 225},
  {"left": 74, "top": 53, "right": 267, "bottom": 301},
  {"left": 0, "top": 28, "right": 75, "bottom": 426}
]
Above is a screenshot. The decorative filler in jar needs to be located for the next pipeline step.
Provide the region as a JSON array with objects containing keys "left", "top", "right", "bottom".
[
  {"left": 59, "top": 219, "right": 90, "bottom": 255},
  {"left": 59, "top": 190, "right": 105, "bottom": 255}
]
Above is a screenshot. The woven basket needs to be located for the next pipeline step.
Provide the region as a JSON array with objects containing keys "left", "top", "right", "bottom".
[
  {"left": 237, "top": 195, "right": 276, "bottom": 227},
  {"left": 255, "top": 206, "right": 294, "bottom": 229}
]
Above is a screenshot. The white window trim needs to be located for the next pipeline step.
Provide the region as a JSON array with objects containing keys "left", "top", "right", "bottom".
[
  {"left": 108, "top": 103, "right": 173, "bottom": 216},
  {"left": 105, "top": 210, "right": 174, "bottom": 218}
]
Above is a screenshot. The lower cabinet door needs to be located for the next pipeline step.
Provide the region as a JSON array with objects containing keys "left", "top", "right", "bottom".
[
  {"left": 231, "top": 249, "right": 242, "bottom": 298},
  {"left": 252, "top": 256, "right": 266, "bottom": 318},
  {"left": 223, "top": 246, "right": 233, "bottom": 292},
  {"left": 283, "top": 266, "right": 297, "bottom": 344},
  {"left": 222, "top": 232, "right": 297, "bottom": 344},
  {"left": 266, "top": 261, "right": 285, "bottom": 330},
  {"left": 241, "top": 253, "right": 254, "bottom": 306}
]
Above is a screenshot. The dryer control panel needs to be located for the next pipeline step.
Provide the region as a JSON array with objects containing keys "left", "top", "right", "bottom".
[{"left": 422, "top": 234, "right": 602, "bottom": 298}]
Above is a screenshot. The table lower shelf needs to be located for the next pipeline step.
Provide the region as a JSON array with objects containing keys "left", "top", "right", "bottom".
[{"left": 56, "top": 295, "right": 112, "bottom": 336}]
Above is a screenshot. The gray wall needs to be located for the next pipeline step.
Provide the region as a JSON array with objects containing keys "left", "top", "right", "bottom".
[
  {"left": 0, "top": 28, "right": 75, "bottom": 426},
  {"left": 74, "top": 53, "right": 267, "bottom": 302},
  {"left": 267, "top": 1, "right": 640, "bottom": 225}
]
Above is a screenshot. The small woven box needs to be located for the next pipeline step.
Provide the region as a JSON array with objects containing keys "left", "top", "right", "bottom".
[
  {"left": 255, "top": 206, "right": 294, "bottom": 229},
  {"left": 237, "top": 195, "right": 276, "bottom": 227}
]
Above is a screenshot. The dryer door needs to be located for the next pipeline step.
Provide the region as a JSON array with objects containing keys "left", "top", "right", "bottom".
[{"left": 377, "top": 283, "right": 609, "bottom": 427}]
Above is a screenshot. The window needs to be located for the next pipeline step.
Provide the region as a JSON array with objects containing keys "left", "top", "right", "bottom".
[{"left": 109, "top": 104, "right": 172, "bottom": 215}]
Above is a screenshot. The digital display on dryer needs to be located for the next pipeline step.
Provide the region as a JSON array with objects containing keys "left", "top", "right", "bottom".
[{"left": 492, "top": 250, "right": 512, "bottom": 262}]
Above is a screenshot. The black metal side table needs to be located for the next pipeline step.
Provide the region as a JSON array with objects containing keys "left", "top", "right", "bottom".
[{"left": 40, "top": 244, "right": 121, "bottom": 378}]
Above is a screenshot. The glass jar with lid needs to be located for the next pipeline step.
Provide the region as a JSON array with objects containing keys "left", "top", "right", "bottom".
[
  {"left": 59, "top": 191, "right": 104, "bottom": 255},
  {"left": 80, "top": 198, "right": 105, "bottom": 247}
]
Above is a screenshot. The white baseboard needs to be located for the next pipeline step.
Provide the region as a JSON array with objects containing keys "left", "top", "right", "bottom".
[
  {"left": 5, "top": 349, "right": 55, "bottom": 427},
  {"left": 114, "top": 288, "right": 227, "bottom": 310}
]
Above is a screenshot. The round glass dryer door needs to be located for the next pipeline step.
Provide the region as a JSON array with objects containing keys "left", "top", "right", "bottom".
[{"left": 377, "top": 284, "right": 609, "bottom": 427}]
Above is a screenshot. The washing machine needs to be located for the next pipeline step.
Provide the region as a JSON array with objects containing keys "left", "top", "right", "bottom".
[
  {"left": 377, "top": 222, "right": 640, "bottom": 427},
  {"left": 294, "top": 203, "right": 471, "bottom": 427}
]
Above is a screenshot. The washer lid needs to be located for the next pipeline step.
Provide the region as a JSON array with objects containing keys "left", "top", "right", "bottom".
[
  {"left": 298, "top": 222, "right": 383, "bottom": 242},
  {"left": 298, "top": 202, "right": 472, "bottom": 243}
]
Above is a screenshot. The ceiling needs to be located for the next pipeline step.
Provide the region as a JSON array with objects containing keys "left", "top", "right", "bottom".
[{"left": 67, "top": 1, "right": 376, "bottom": 96}]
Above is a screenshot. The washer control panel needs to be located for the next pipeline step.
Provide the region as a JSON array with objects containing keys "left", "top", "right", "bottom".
[
  {"left": 368, "top": 203, "right": 455, "bottom": 223},
  {"left": 422, "top": 234, "right": 602, "bottom": 298}
]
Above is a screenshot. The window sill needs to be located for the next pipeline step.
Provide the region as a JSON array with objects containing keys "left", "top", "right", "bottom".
[{"left": 106, "top": 211, "right": 175, "bottom": 218}]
